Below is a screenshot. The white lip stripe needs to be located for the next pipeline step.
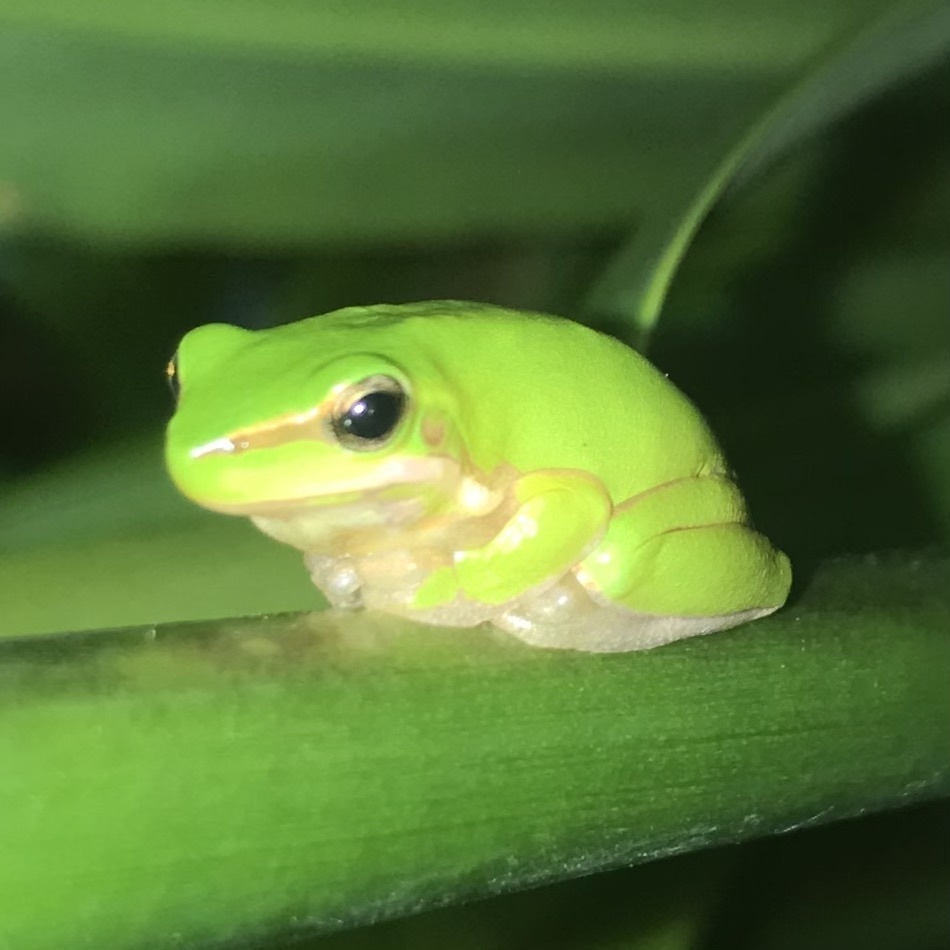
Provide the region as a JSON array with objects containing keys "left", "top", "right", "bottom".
[{"left": 190, "top": 437, "right": 236, "bottom": 458}]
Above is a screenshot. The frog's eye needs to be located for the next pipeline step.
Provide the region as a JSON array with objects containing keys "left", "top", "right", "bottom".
[
  {"left": 165, "top": 353, "right": 180, "bottom": 402},
  {"left": 332, "top": 375, "right": 407, "bottom": 450}
]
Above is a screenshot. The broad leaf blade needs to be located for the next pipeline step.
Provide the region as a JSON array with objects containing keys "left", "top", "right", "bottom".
[{"left": 1, "top": 554, "right": 946, "bottom": 949}]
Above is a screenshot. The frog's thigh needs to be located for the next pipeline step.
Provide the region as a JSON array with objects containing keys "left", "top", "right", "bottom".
[{"left": 578, "top": 477, "right": 791, "bottom": 617}]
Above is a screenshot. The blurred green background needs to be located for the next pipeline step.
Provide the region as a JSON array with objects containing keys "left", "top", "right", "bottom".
[{"left": 0, "top": 1, "right": 947, "bottom": 948}]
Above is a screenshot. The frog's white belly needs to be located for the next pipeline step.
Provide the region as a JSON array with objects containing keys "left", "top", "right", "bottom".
[{"left": 304, "top": 549, "right": 775, "bottom": 653}]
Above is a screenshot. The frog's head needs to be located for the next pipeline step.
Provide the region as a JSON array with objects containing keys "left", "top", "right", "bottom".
[{"left": 164, "top": 316, "right": 463, "bottom": 518}]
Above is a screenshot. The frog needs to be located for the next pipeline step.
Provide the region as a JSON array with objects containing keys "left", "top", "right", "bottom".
[{"left": 165, "top": 301, "right": 791, "bottom": 652}]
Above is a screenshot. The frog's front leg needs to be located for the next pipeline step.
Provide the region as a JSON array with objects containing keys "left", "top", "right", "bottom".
[
  {"left": 413, "top": 470, "right": 612, "bottom": 610},
  {"left": 577, "top": 475, "right": 792, "bottom": 619},
  {"left": 305, "top": 552, "right": 364, "bottom": 608}
]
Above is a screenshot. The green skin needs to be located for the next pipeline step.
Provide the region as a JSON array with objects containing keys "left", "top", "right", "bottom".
[{"left": 165, "top": 301, "right": 791, "bottom": 652}]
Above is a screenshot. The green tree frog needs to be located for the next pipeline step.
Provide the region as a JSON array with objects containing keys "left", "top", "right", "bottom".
[{"left": 165, "top": 301, "right": 791, "bottom": 652}]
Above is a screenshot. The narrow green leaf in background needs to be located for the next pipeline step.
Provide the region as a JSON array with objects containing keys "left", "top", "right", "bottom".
[{"left": 584, "top": 0, "right": 950, "bottom": 345}]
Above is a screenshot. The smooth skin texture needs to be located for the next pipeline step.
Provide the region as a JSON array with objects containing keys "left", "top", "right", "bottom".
[{"left": 165, "top": 301, "right": 791, "bottom": 651}]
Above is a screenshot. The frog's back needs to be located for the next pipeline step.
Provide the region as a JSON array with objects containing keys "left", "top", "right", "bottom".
[{"left": 334, "top": 301, "right": 726, "bottom": 502}]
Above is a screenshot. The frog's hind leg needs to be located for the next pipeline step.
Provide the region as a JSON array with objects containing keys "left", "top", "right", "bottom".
[
  {"left": 576, "top": 476, "right": 791, "bottom": 649},
  {"left": 497, "top": 476, "right": 791, "bottom": 653}
]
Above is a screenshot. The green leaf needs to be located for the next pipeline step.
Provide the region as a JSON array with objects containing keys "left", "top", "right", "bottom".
[{"left": 1, "top": 553, "right": 946, "bottom": 950}]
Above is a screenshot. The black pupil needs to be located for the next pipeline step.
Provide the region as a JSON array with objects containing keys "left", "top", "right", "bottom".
[{"left": 340, "top": 390, "right": 404, "bottom": 442}]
